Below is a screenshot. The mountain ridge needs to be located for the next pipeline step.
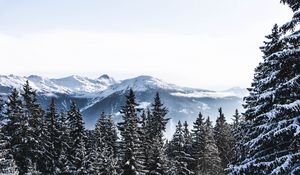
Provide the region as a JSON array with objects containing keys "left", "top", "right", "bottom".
[
  {"left": 0, "top": 74, "right": 247, "bottom": 137},
  {"left": 0, "top": 74, "right": 247, "bottom": 97}
]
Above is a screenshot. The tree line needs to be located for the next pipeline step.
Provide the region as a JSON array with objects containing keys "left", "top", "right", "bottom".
[
  {"left": 0, "top": 81, "right": 242, "bottom": 175},
  {"left": 2, "top": 1, "right": 300, "bottom": 174}
]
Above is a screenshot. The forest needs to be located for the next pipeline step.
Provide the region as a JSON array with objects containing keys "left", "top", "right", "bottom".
[
  {"left": 0, "top": 82, "right": 240, "bottom": 175},
  {"left": 1, "top": 0, "right": 300, "bottom": 174}
]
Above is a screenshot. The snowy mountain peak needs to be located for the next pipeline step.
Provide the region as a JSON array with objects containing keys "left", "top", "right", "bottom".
[
  {"left": 98, "top": 74, "right": 110, "bottom": 80},
  {"left": 115, "top": 75, "right": 180, "bottom": 92},
  {"left": 97, "top": 74, "right": 117, "bottom": 86},
  {"left": 0, "top": 74, "right": 248, "bottom": 99}
]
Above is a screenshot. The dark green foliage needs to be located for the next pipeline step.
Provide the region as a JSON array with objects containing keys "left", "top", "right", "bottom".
[
  {"left": 91, "top": 112, "right": 118, "bottom": 175},
  {"left": 198, "top": 118, "right": 223, "bottom": 175},
  {"left": 21, "top": 81, "right": 45, "bottom": 173},
  {"left": 147, "top": 92, "right": 169, "bottom": 175},
  {"left": 168, "top": 121, "right": 193, "bottom": 175},
  {"left": 67, "top": 101, "right": 87, "bottom": 174},
  {"left": 4, "top": 89, "right": 28, "bottom": 174},
  {"left": 214, "top": 108, "right": 235, "bottom": 170},
  {"left": 0, "top": 96, "right": 19, "bottom": 175},
  {"left": 191, "top": 112, "right": 205, "bottom": 173},
  {"left": 43, "top": 99, "right": 61, "bottom": 174},
  {"left": 229, "top": 5, "right": 300, "bottom": 174},
  {"left": 117, "top": 89, "right": 144, "bottom": 175}
]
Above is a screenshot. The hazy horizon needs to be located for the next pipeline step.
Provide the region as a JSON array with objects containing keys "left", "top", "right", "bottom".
[{"left": 0, "top": 0, "right": 293, "bottom": 90}]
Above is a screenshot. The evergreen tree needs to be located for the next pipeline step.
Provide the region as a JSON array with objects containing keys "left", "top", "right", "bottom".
[
  {"left": 92, "top": 112, "right": 118, "bottom": 175},
  {"left": 214, "top": 108, "right": 234, "bottom": 171},
  {"left": 191, "top": 112, "right": 205, "bottom": 173},
  {"left": 117, "top": 89, "right": 144, "bottom": 175},
  {"left": 84, "top": 130, "right": 95, "bottom": 175},
  {"left": 67, "top": 101, "right": 87, "bottom": 174},
  {"left": 0, "top": 138, "right": 19, "bottom": 175},
  {"left": 21, "top": 81, "right": 44, "bottom": 173},
  {"left": 0, "top": 96, "right": 19, "bottom": 175},
  {"left": 229, "top": 3, "right": 300, "bottom": 173},
  {"left": 168, "top": 121, "right": 193, "bottom": 175},
  {"left": 4, "top": 89, "right": 29, "bottom": 174},
  {"left": 57, "top": 110, "right": 72, "bottom": 175},
  {"left": 198, "top": 118, "right": 223, "bottom": 175},
  {"left": 147, "top": 92, "right": 169, "bottom": 175},
  {"left": 138, "top": 110, "right": 150, "bottom": 174},
  {"left": 182, "top": 121, "right": 193, "bottom": 173},
  {"left": 150, "top": 92, "right": 169, "bottom": 141},
  {"left": 232, "top": 109, "right": 241, "bottom": 129},
  {"left": 43, "top": 99, "right": 61, "bottom": 174}
]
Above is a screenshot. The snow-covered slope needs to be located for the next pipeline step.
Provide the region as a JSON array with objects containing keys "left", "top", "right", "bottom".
[
  {"left": 0, "top": 74, "right": 116, "bottom": 97},
  {"left": 0, "top": 74, "right": 244, "bottom": 99}
]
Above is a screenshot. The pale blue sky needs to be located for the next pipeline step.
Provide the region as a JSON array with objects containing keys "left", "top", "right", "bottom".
[{"left": 0, "top": 0, "right": 293, "bottom": 90}]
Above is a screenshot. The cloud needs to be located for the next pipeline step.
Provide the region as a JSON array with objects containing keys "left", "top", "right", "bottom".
[{"left": 0, "top": 30, "right": 261, "bottom": 90}]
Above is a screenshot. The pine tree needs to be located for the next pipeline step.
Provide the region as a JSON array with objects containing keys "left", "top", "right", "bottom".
[
  {"left": 0, "top": 138, "right": 19, "bottom": 175},
  {"left": 21, "top": 81, "right": 44, "bottom": 174},
  {"left": 168, "top": 121, "right": 193, "bottom": 175},
  {"left": 182, "top": 121, "right": 194, "bottom": 173},
  {"left": 229, "top": 111, "right": 248, "bottom": 169},
  {"left": 147, "top": 92, "right": 169, "bottom": 175},
  {"left": 84, "top": 130, "right": 95, "bottom": 175},
  {"left": 4, "top": 89, "right": 29, "bottom": 174},
  {"left": 57, "top": 110, "right": 72, "bottom": 175},
  {"left": 191, "top": 112, "right": 205, "bottom": 173},
  {"left": 67, "top": 101, "right": 87, "bottom": 174},
  {"left": 138, "top": 110, "right": 150, "bottom": 174},
  {"left": 43, "top": 99, "right": 61, "bottom": 174},
  {"left": 232, "top": 109, "right": 241, "bottom": 129},
  {"left": 229, "top": 3, "right": 300, "bottom": 173},
  {"left": 117, "top": 89, "right": 144, "bottom": 175},
  {"left": 150, "top": 92, "right": 169, "bottom": 141},
  {"left": 214, "top": 108, "right": 234, "bottom": 171},
  {"left": 92, "top": 112, "right": 118, "bottom": 175},
  {"left": 0, "top": 96, "right": 19, "bottom": 175},
  {"left": 198, "top": 117, "right": 223, "bottom": 175}
]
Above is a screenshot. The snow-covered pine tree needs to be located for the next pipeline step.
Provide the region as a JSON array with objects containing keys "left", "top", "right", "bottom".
[
  {"left": 198, "top": 117, "right": 223, "bottom": 175},
  {"left": 84, "top": 129, "right": 96, "bottom": 174},
  {"left": 138, "top": 110, "right": 150, "bottom": 174},
  {"left": 0, "top": 135, "right": 19, "bottom": 175},
  {"left": 3, "top": 89, "right": 29, "bottom": 174},
  {"left": 117, "top": 89, "right": 145, "bottom": 175},
  {"left": 190, "top": 112, "right": 205, "bottom": 173},
  {"left": 214, "top": 108, "right": 234, "bottom": 171},
  {"left": 0, "top": 96, "right": 19, "bottom": 175},
  {"left": 228, "top": 2, "right": 300, "bottom": 173},
  {"left": 67, "top": 101, "right": 87, "bottom": 174},
  {"left": 92, "top": 112, "right": 118, "bottom": 175},
  {"left": 21, "top": 81, "right": 45, "bottom": 174},
  {"left": 43, "top": 99, "right": 61, "bottom": 174},
  {"left": 168, "top": 121, "right": 193, "bottom": 175},
  {"left": 150, "top": 92, "right": 169, "bottom": 141},
  {"left": 106, "top": 114, "right": 118, "bottom": 158},
  {"left": 232, "top": 109, "right": 241, "bottom": 129},
  {"left": 182, "top": 121, "right": 194, "bottom": 173},
  {"left": 147, "top": 92, "right": 169, "bottom": 175},
  {"left": 229, "top": 110, "right": 248, "bottom": 169},
  {"left": 57, "top": 110, "right": 72, "bottom": 174}
]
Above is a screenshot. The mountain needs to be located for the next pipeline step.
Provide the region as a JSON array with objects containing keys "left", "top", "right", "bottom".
[{"left": 0, "top": 74, "right": 247, "bottom": 138}]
